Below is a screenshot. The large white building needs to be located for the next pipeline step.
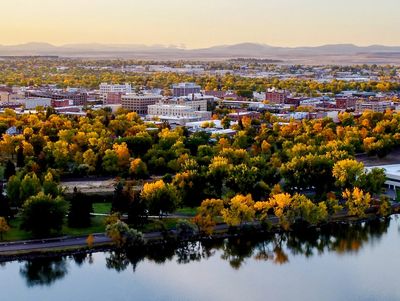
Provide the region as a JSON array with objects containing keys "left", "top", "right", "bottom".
[
  {"left": 121, "top": 93, "right": 163, "bottom": 115},
  {"left": 147, "top": 102, "right": 211, "bottom": 125},
  {"left": 99, "top": 83, "right": 132, "bottom": 94},
  {"left": 169, "top": 93, "right": 213, "bottom": 112},
  {"left": 148, "top": 103, "right": 210, "bottom": 118}
]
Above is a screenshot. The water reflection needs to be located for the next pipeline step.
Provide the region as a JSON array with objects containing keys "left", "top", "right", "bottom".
[
  {"left": 11, "top": 217, "right": 393, "bottom": 287},
  {"left": 103, "top": 217, "right": 392, "bottom": 272},
  {"left": 19, "top": 258, "right": 68, "bottom": 287}
]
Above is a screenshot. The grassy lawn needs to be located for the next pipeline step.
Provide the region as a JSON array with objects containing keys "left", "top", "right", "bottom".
[
  {"left": 3, "top": 218, "right": 32, "bottom": 241},
  {"left": 2, "top": 215, "right": 106, "bottom": 242},
  {"left": 92, "top": 202, "right": 112, "bottom": 214},
  {"left": 174, "top": 207, "right": 198, "bottom": 216},
  {"left": 62, "top": 216, "right": 106, "bottom": 236},
  {"left": 2, "top": 212, "right": 196, "bottom": 242}
]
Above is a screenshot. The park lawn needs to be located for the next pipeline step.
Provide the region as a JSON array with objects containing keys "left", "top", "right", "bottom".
[
  {"left": 2, "top": 215, "right": 106, "bottom": 242},
  {"left": 174, "top": 207, "right": 198, "bottom": 216},
  {"left": 62, "top": 216, "right": 106, "bottom": 236},
  {"left": 92, "top": 202, "right": 112, "bottom": 214},
  {"left": 3, "top": 218, "right": 31, "bottom": 241}
]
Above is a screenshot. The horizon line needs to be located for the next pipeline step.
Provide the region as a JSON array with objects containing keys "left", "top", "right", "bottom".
[{"left": 1, "top": 41, "right": 400, "bottom": 50}]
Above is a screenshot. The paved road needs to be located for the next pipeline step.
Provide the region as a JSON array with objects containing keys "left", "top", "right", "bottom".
[
  {"left": 0, "top": 234, "right": 112, "bottom": 254},
  {"left": 0, "top": 231, "right": 169, "bottom": 254}
]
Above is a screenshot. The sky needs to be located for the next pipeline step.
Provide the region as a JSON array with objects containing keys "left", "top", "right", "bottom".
[{"left": 0, "top": 0, "right": 399, "bottom": 48}]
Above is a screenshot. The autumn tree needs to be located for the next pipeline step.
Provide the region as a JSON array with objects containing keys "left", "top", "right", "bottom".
[
  {"left": 222, "top": 194, "right": 255, "bottom": 227},
  {"left": 86, "top": 234, "right": 95, "bottom": 248},
  {"left": 332, "top": 159, "right": 364, "bottom": 189},
  {"left": 140, "top": 180, "right": 179, "bottom": 216},
  {"left": 192, "top": 198, "right": 224, "bottom": 235},
  {"left": 342, "top": 187, "right": 371, "bottom": 218},
  {"left": 0, "top": 217, "right": 10, "bottom": 240},
  {"left": 129, "top": 158, "right": 148, "bottom": 179}
]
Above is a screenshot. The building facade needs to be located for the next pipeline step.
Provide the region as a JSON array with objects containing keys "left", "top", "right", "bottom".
[
  {"left": 172, "top": 83, "right": 201, "bottom": 97},
  {"left": 25, "top": 90, "right": 88, "bottom": 106},
  {"left": 19, "top": 98, "right": 52, "bottom": 109},
  {"left": 336, "top": 97, "right": 357, "bottom": 110},
  {"left": 266, "top": 88, "right": 288, "bottom": 104},
  {"left": 99, "top": 83, "right": 132, "bottom": 94},
  {"left": 121, "top": 93, "right": 163, "bottom": 115},
  {"left": 355, "top": 101, "right": 392, "bottom": 113}
]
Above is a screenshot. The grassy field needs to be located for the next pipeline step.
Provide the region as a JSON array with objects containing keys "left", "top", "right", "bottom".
[
  {"left": 1, "top": 205, "right": 199, "bottom": 242},
  {"left": 4, "top": 218, "right": 32, "bottom": 241},
  {"left": 175, "top": 207, "right": 198, "bottom": 216},
  {"left": 92, "top": 203, "right": 112, "bottom": 214},
  {"left": 62, "top": 216, "right": 106, "bottom": 236},
  {"left": 3, "top": 215, "right": 106, "bottom": 242}
]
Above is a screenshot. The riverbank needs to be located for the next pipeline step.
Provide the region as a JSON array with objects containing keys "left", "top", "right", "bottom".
[{"left": 1, "top": 204, "right": 399, "bottom": 262}]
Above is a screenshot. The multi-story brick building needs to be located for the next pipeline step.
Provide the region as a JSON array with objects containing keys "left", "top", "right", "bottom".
[
  {"left": 104, "top": 92, "right": 123, "bottom": 105},
  {"left": 335, "top": 97, "right": 357, "bottom": 110},
  {"left": 121, "top": 93, "right": 163, "bottom": 115},
  {"left": 25, "top": 90, "right": 88, "bottom": 106},
  {"left": 266, "top": 88, "right": 288, "bottom": 104}
]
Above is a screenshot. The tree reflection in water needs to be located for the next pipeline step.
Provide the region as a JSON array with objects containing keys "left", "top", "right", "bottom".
[
  {"left": 19, "top": 257, "right": 68, "bottom": 287},
  {"left": 14, "top": 217, "right": 393, "bottom": 286},
  {"left": 105, "top": 217, "right": 391, "bottom": 271}
]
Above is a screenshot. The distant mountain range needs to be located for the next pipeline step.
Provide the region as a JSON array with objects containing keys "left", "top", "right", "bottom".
[{"left": 1, "top": 42, "right": 400, "bottom": 63}]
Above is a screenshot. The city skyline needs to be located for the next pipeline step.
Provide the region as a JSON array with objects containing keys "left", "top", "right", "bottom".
[{"left": 0, "top": 0, "right": 399, "bottom": 48}]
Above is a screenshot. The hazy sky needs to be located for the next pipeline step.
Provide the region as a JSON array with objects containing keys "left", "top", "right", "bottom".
[{"left": 1, "top": 0, "right": 399, "bottom": 48}]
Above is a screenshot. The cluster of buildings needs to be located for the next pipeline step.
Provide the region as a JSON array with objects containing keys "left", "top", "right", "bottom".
[
  {"left": 0, "top": 79, "right": 399, "bottom": 129},
  {"left": 0, "top": 82, "right": 214, "bottom": 125},
  {"left": 264, "top": 88, "right": 395, "bottom": 114}
]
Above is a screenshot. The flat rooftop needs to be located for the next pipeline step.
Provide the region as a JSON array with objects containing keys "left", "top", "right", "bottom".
[{"left": 367, "top": 164, "right": 400, "bottom": 177}]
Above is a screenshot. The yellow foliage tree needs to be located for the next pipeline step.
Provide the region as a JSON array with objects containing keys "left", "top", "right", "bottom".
[
  {"left": 222, "top": 194, "right": 255, "bottom": 227},
  {"left": 342, "top": 187, "right": 371, "bottom": 217}
]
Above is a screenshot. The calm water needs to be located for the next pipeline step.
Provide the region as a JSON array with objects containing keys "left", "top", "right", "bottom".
[{"left": 1, "top": 217, "right": 400, "bottom": 301}]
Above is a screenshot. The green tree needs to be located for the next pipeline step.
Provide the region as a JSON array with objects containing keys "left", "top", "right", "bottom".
[
  {"left": 106, "top": 220, "right": 144, "bottom": 249},
  {"left": 6, "top": 175, "right": 22, "bottom": 207},
  {"left": 20, "top": 173, "right": 42, "bottom": 203},
  {"left": 102, "top": 149, "right": 119, "bottom": 175},
  {"left": 21, "top": 192, "right": 68, "bottom": 237},
  {"left": 68, "top": 188, "right": 93, "bottom": 228}
]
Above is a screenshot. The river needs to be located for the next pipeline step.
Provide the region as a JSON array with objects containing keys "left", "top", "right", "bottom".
[{"left": 0, "top": 216, "right": 400, "bottom": 301}]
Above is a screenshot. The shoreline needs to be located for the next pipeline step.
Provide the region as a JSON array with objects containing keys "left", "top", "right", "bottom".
[{"left": 0, "top": 208, "right": 398, "bottom": 263}]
